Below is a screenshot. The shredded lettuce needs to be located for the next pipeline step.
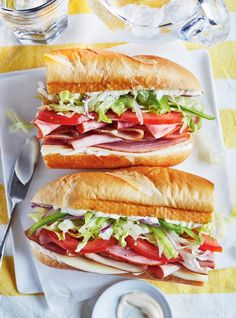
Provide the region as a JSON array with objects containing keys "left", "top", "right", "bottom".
[
  {"left": 28, "top": 208, "right": 211, "bottom": 259},
  {"left": 39, "top": 85, "right": 215, "bottom": 131},
  {"left": 211, "top": 212, "right": 233, "bottom": 240},
  {"left": 27, "top": 211, "right": 68, "bottom": 236},
  {"left": 112, "top": 219, "right": 149, "bottom": 247},
  {"left": 159, "top": 219, "right": 203, "bottom": 244},
  {"left": 58, "top": 219, "right": 75, "bottom": 235},
  {"left": 28, "top": 208, "right": 48, "bottom": 223},
  {"left": 6, "top": 109, "right": 34, "bottom": 133},
  {"left": 111, "top": 95, "right": 134, "bottom": 116},
  {"left": 75, "top": 212, "right": 109, "bottom": 252},
  {"left": 151, "top": 226, "right": 178, "bottom": 259}
]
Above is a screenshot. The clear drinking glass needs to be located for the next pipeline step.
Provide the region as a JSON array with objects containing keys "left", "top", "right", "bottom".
[
  {"left": 0, "top": 0, "right": 68, "bottom": 44},
  {"left": 88, "top": 0, "right": 230, "bottom": 45}
]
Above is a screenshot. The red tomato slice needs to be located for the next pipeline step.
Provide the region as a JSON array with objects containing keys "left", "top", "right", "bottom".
[
  {"left": 37, "top": 110, "right": 92, "bottom": 125},
  {"left": 42, "top": 229, "right": 116, "bottom": 253},
  {"left": 164, "top": 126, "right": 189, "bottom": 140},
  {"left": 199, "top": 235, "right": 222, "bottom": 253},
  {"left": 114, "top": 111, "right": 183, "bottom": 125},
  {"left": 126, "top": 236, "right": 179, "bottom": 263},
  {"left": 80, "top": 237, "right": 116, "bottom": 253}
]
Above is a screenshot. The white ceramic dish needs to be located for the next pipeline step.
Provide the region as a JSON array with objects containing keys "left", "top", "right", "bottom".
[
  {"left": 0, "top": 43, "right": 232, "bottom": 303},
  {"left": 92, "top": 280, "right": 173, "bottom": 318}
]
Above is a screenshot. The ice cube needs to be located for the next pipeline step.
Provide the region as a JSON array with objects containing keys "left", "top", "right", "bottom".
[
  {"left": 119, "top": 4, "right": 164, "bottom": 28},
  {"left": 14, "top": 0, "right": 45, "bottom": 10},
  {"left": 200, "top": 0, "right": 229, "bottom": 25},
  {"left": 119, "top": 4, "right": 165, "bottom": 38},
  {"left": 179, "top": 8, "right": 230, "bottom": 46},
  {"left": 164, "top": 0, "right": 200, "bottom": 25}
]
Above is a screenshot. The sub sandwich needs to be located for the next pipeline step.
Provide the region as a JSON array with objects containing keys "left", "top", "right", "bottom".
[
  {"left": 25, "top": 167, "right": 222, "bottom": 286},
  {"left": 33, "top": 48, "right": 214, "bottom": 169}
]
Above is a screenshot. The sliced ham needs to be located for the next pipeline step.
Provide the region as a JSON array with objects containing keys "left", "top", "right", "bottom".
[
  {"left": 198, "top": 260, "right": 215, "bottom": 269},
  {"left": 96, "top": 135, "right": 189, "bottom": 153},
  {"left": 148, "top": 264, "right": 180, "bottom": 279},
  {"left": 133, "top": 100, "right": 144, "bottom": 125},
  {"left": 95, "top": 128, "right": 144, "bottom": 141},
  {"left": 146, "top": 123, "right": 178, "bottom": 139},
  {"left": 43, "top": 134, "right": 75, "bottom": 141},
  {"left": 114, "top": 121, "right": 136, "bottom": 130},
  {"left": 71, "top": 134, "right": 122, "bottom": 150},
  {"left": 42, "top": 126, "right": 80, "bottom": 144},
  {"left": 33, "top": 119, "right": 61, "bottom": 139},
  {"left": 104, "top": 245, "right": 161, "bottom": 266},
  {"left": 42, "top": 138, "right": 70, "bottom": 145},
  {"left": 76, "top": 120, "right": 107, "bottom": 133},
  {"left": 49, "top": 125, "right": 79, "bottom": 136},
  {"left": 38, "top": 229, "right": 66, "bottom": 255},
  {"left": 179, "top": 261, "right": 208, "bottom": 275},
  {"left": 42, "top": 242, "right": 67, "bottom": 255}
]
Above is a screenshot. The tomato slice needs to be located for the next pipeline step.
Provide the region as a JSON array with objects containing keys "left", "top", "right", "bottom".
[
  {"left": 80, "top": 237, "right": 116, "bottom": 253},
  {"left": 42, "top": 229, "right": 116, "bottom": 253},
  {"left": 164, "top": 126, "right": 189, "bottom": 140},
  {"left": 37, "top": 110, "right": 92, "bottom": 125},
  {"left": 199, "top": 235, "right": 222, "bottom": 253},
  {"left": 114, "top": 111, "right": 183, "bottom": 125},
  {"left": 126, "top": 236, "right": 179, "bottom": 263}
]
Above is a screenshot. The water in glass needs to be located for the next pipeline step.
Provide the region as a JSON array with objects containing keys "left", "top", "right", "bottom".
[{"left": 0, "top": 0, "right": 68, "bottom": 44}]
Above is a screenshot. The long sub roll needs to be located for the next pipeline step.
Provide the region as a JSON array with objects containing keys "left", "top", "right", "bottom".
[
  {"left": 33, "top": 48, "right": 215, "bottom": 169},
  {"left": 25, "top": 167, "right": 222, "bottom": 286}
]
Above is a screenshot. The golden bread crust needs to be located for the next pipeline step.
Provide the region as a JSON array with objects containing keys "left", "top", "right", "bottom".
[
  {"left": 45, "top": 48, "right": 201, "bottom": 93},
  {"left": 42, "top": 140, "right": 192, "bottom": 169},
  {"left": 32, "top": 166, "right": 214, "bottom": 223}
]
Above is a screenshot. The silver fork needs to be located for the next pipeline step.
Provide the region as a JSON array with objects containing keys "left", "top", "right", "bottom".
[{"left": 0, "top": 136, "right": 39, "bottom": 268}]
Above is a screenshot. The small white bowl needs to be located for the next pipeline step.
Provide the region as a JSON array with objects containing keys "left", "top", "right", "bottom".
[{"left": 92, "top": 279, "right": 173, "bottom": 318}]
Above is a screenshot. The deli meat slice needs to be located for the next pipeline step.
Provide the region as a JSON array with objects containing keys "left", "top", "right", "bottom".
[
  {"left": 96, "top": 135, "right": 190, "bottom": 153},
  {"left": 33, "top": 119, "right": 61, "bottom": 138},
  {"left": 148, "top": 264, "right": 180, "bottom": 279},
  {"left": 114, "top": 121, "right": 136, "bottom": 130},
  {"left": 38, "top": 229, "right": 66, "bottom": 255},
  {"left": 95, "top": 128, "right": 144, "bottom": 141},
  {"left": 71, "top": 134, "right": 122, "bottom": 150},
  {"left": 77, "top": 120, "right": 107, "bottom": 133},
  {"left": 146, "top": 123, "right": 179, "bottom": 139},
  {"left": 104, "top": 245, "right": 161, "bottom": 266}
]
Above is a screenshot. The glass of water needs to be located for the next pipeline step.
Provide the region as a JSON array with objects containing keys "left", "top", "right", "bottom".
[
  {"left": 89, "top": 0, "right": 230, "bottom": 46},
  {"left": 0, "top": 0, "right": 68, "bottom": 44}
]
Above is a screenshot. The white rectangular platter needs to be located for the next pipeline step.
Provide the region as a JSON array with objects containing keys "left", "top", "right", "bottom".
[{"left": 0, "top": 43, "right": 233, "bottom": 303}]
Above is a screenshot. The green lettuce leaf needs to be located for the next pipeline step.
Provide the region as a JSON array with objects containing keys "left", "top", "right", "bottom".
[
  {"left": 28, "top": 208, "right": 47, "bottom": 223},
  {"left": 112, "top": 219, "right": 149, "bottom": 247},
  {"left": 75, "top": 212, "right": 109, "bottom": 252},
  {"left": 27, "top": 211, "right": 68, "bottom": 236},
  {"left": 6, "top": 109, "right": 34, "bottom": 133},
  {"left": 111, "top": 95, "right": 134, "bottom": 115},
  {"left": 136, "top": 90, "right": 151, "bottom": 106},
  {"left": 159, "top": 219, "right": 203, "bottom": 244},
  {"left": 151, "top": 226, "right": 178, "bottom": 259}
]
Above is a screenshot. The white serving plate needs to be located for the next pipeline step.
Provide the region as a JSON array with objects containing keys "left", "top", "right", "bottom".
[
  {"left": 92, "top": 279, "right": 173, "bottom": 318},
  {"left": 0, "top": 43, "right": 232, "bottom": 303}
]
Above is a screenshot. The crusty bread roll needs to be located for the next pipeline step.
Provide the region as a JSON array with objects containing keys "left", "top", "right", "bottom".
[
  {"left": 44, "top": 48, "right": 201, "bottom": 93},
  {"left": 41, "top": 138, "right": 193, "bottom": 169},
  {"left": 31, "top": 242, "right": 205, "bottom": 286},
  {"left": 32, "top": 166, "right": 214, "bottom": 223}
]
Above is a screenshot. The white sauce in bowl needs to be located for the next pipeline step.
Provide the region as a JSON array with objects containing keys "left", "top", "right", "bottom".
[{"left": 117, "top": 292, "right": 165, "bottom": 318}]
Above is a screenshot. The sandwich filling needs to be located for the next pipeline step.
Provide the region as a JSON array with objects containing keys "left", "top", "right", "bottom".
[
  {"left": 26, "top": 205, "right": 222, "bottom": 280},
  {"left": 33, "top": 85, "right": 215, "bottom": 154}
]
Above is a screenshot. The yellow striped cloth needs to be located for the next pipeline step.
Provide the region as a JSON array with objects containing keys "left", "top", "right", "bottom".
[{"left": 0, "top": 0, "right": 235, "bottom": 302}]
